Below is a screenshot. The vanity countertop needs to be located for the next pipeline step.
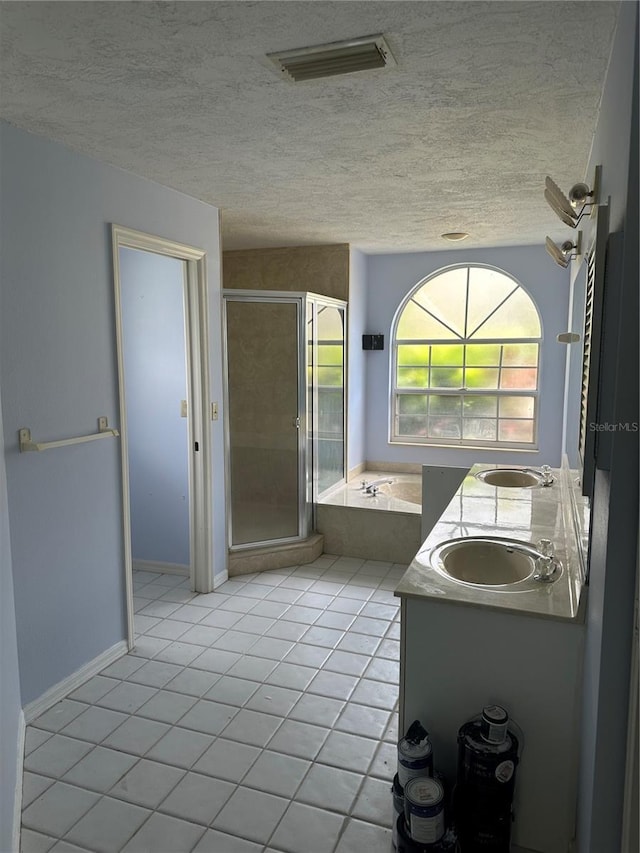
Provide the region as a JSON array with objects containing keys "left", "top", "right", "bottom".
[{"left": 395, "top": 463, "right": 585, "bottom": 622}]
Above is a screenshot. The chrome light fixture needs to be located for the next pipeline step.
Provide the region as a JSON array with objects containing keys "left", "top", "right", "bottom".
[
  {"left": 545, "top": 232, "right": 582, "bottom": 268},
  {"left": 544, "top": 168, "right": 600, "bottom": 228},
  {"left": 268, "top": 34, "right": 396, "bottom": 82}
]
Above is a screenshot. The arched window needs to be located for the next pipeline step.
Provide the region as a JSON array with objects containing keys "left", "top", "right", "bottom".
[{"left": 391, "top": 265, "right": 542, "bottom": 448}]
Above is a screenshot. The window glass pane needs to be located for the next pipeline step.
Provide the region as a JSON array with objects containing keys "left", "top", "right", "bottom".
[
  {"left": 499, "top": 419, "right": 535, "bottom": 443},
  {"left": 463, "top": 395, "right": 497, "bottom": 417},
  {"left": 502, "top": 343, "right": 538, "bottom": 366},
  {"left": 397, "top": 367, "right": 428, "bottom": 388},
  {"left": 318, "top": 345, "right": 343, "bottom": 365},
  {"left": 431, "top": 344, "right": 464, "bottom": 366},
  {"left": 463, "top": 418, "right": 497, "bottom": 441},
  {"left": 398, "top": 344, "right": 430, "bottom": 366},
  {"left": 318, "top": 366, "right": 342, "bottom": 386},
  {"left": 473, "top": 288, "right": 541, "bottom": 338},
  {"left": 500, "top": 368, "right": 538, "bottom": 390},
  {"left": 428, "top": 417, "right": 461, "bottom": 439},
  {"left": 413, "top": 268, "right": 467, "bottom": 337},
  {"left": 465, "top": 368, "right": 499, "bottom": 388},
  {"left": 429, "top": 395, "right": 461, "bottom": 415},
  {"left": 397, "top": 300, "right": 458, "bottom": 340},
  {"left": 319, "top": 408, "right": 344, "bottom": 434},
  {"left": 465, "top": 344, "right": 500, "bottom": 366},
  {"left": 467, "top": 268, "right": 519, "bottom": 336},
  {"left": 318, "top": 305, "right": 344, "bottom": 339},
  {"left": 397, "top": 415, "right": 427, "bottom": 437},
  {"left": 392, "top": 265, "right": 540, "bottom": 448},
  {"left": 499, "top": 396, "right": 535, "bottom": 418},
  {"left": 430, "top": 367, "right": 463, "bottom": 388},
  {"left": 398, "top": 395, "right": 428, "bottom": 414}
]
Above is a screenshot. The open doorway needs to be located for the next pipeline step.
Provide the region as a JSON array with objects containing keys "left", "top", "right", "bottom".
[{"left": 112, "top": 225, "right": 213, "bottom": 646}]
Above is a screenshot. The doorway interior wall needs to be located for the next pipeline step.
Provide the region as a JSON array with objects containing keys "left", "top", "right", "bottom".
[{"left": 112, "top": 225, "right": 213, "bottom": 647}]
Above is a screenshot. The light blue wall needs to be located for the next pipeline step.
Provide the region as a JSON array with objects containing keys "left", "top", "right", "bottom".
[
  {"left": 347, "top": 249, "right": 367, "bottom": 474},
  {"left": 0, "top": 121, "right": 224, "bottom": 707},
  {"left": 120, "top": 247, "right": 190, "bottom": 568},
  {"left": 575, "top": 4, "right": 638, "bottom": 851},
  {"left": 364, "top": 245, "right": 570, "bottom": 468},
  {"left": 0, "top": 383, "right": 22, "bottom": 853}
]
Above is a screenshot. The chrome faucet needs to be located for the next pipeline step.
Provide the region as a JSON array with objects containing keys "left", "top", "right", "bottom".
[
  {"left": 534, "top": 538, "right": 561, "bottom": 581},
  {"left": 361, "top": 478, "right": 393, "bottom": 495},
  {"left": 540, "top": 465, "right": 555, "bottom": 486}
]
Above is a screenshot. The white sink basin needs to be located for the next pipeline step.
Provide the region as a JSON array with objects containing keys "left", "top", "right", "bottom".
[
  {"left": 429, "top": 537, "right": 562, "bottom": 590},
  {"left": 475, "top": 468, "right": 543, "bottom": 488}
]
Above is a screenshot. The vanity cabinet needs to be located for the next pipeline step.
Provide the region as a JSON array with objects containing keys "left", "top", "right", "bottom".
[
  {"left": 397, "top": 463, "right": 586, "bottom": 853},
  {"left": 399, "top": 596, "right": 584, "bottom": 853}
]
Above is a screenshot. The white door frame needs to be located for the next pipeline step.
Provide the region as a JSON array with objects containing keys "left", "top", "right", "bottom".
[{"left": 111, "top": 224, "right": 213, "bottom": 648}]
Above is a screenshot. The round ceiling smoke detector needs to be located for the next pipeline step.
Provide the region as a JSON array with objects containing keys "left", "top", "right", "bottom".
[{"left": 441, "top": 232, "right": 470, "bottom": 242}]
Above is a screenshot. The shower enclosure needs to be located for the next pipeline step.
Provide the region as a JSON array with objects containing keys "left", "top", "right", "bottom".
[{"left": 223, "top": 290, "right": 347, "bottom": 551}]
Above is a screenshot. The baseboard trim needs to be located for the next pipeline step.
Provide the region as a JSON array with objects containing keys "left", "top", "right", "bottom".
[
  {"left": 23, "top": 640, "right": 128, "bottom": 725},
  {"left": 12, "top": 708, "right": 25, "bottom": 853},
  {"left": 214, "top": 570, "right": 229, "bottom": 587},
  {"left": 132, "top": 559, "right": 189, "bottom": 576}
]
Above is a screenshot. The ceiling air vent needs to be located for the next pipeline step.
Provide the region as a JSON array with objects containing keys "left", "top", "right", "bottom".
[{"left": 268, "top": 34, "right": 395, "bottom": 82}]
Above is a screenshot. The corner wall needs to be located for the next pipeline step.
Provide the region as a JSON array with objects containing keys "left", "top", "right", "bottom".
[
  {"left": 0, "top": 121, "right": 224, "bottom": 707},
  {"left": 575, "top": 4, "right": 639, "bottom": 850},
  {"left": 222, "top": 244, "right": 349, "bottom": 300},
  {"left": 347, "top": 248, "right": 367, "bottom": 475}
]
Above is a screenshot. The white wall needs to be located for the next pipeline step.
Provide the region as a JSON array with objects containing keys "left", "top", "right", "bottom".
[
  {"left": 0, "top": 121, "right": 225, "bottom": 707},
  {"left": 120, "top": 247, "right": 190, "bottom": 568},
  {"left": 364, "top": 245, "right": 570, "bottom": 468},
  {"left": 347, "top": 248, "right": 367, "bottom": 475}
]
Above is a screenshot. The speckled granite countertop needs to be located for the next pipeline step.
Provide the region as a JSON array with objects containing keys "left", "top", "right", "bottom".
[{"left": 395, "top": 463, "right": 585, "bottom": 623}]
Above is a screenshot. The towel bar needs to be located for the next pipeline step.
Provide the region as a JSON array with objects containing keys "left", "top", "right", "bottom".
[{"left": 19, "top": 417, "right": 119, "bottom": 452}]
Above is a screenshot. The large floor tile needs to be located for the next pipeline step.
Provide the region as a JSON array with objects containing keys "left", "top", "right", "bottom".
[
  {"left": 62, "top": 747, "right": 138, "bottom": 793},
  {"left": 334, "top": 818, "right": 393, "bottom": 853},
  {"left": 192, "top": 738, "right": 261, "bottom": 783},
  {"left": 121, "top": 812, "right": 206, "bottom": 853},
  {"left": 22, "top": 782, "right": 99, "bottom": 838},
  {"left": 158, "top": 771, "right": 235, "bottom": 825},
  {"left": 108, "top": 758, "right": 185, "bottom": 808},
  {"left": 269, "top": 801, "right": 345, "bottom": 853},
  {"left": 24, "top": 736, "right": 93, "bottom": 778},
  {"left": 241, "top": 750, "right": 310, "bottom": 798},
  {"left": 212, "top": 787, "right": 288, "bottom": 845},
  {"left": 146, "top": 726, "right": 214, "bottom": 769},
  {"left": 63, "top": 796, "right": 151, "bottom": 853},
  {"left": 295, "top": 764, "right": 363, "bottom": 814}
]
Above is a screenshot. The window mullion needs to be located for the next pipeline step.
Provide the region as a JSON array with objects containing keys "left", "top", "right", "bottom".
[{"left": 392, "top": 266, "right": 539, "bottom": 447}]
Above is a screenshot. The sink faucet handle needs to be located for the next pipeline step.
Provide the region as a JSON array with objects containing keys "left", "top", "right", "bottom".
[
  {"left": 540, "top": 465, "right": 554, "bottom": 485},
  {"left": 537, "top": 538, "right": 554, "bottom": 558}
]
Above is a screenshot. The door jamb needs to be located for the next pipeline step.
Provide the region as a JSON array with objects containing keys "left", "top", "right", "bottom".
[{"left": 111, "top": 224, "right": 213, "bottom": 649}]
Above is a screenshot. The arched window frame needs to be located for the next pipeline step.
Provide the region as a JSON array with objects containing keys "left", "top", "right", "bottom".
[{"left": 389, "top": 264, "right": 543, "bottom": 449}]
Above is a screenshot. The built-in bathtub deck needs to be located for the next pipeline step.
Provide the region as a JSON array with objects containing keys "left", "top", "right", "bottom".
[{"left": 316, "top": 471, "right": 422, "bottom": 563}]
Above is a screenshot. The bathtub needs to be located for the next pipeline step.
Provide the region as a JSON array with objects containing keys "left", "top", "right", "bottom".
[{"left": 316, "top": 471, "right": 422, "bottom": 563}]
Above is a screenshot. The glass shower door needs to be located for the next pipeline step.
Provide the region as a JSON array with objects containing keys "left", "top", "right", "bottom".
[
  {"left": 314, "top": 301, "right": 346, "bottom": 497},
  {"left": 225, "top": 299, "right": 301, "bottom": 547}
]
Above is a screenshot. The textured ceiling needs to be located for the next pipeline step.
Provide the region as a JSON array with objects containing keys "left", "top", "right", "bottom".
[{"left": 0, "top": 1, "right": 619, "bottom": 252}]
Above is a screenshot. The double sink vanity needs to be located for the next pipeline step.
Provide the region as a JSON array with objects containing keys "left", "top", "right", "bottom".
[{"left": 395, "top": 461, "right": 587, "bottom": 853}]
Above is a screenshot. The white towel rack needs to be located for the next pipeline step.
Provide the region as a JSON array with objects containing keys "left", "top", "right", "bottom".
[{"left": 19, "top": 417, "right": 119, "bottom": 452}]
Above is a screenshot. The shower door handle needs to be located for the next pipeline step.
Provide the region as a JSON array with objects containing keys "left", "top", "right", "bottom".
[{"left": 293, "top": 417, "right": 301, "bottom": 429}]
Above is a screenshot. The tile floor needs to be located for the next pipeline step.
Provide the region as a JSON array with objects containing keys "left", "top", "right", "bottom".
[{"left": 20, "top": 555, "right": 404, "bottom": 853}]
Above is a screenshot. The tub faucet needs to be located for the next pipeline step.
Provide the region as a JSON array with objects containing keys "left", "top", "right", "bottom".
[{"left": 361, "top": 478, "right": 393, "bottom": 494}]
